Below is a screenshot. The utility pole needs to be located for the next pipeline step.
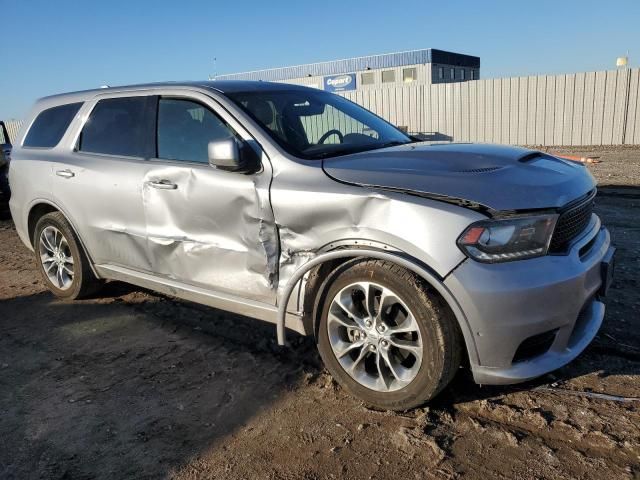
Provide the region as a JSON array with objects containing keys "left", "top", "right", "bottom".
[{"left": 208, "top": 57, "right": 217, "bottom": 80}]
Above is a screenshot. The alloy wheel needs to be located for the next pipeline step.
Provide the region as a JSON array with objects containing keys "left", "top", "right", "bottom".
[
  {"left": 326, "top": 281, "right": 423, "bottom": 392},
  {"left": 38, "top": 226, "right": 74, "bottom": 290}
]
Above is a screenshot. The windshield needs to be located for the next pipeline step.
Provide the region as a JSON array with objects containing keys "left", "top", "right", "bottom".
[{"left": 225, "top": 89, "right": 411, "bottom": 159}]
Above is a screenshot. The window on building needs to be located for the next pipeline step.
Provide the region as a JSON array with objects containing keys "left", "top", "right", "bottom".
[
  {"left": 157, "top": 98, "right": 237, "bottom": 164},
  {"left": 361, "top": 72, "right": 375, "bottom": 85},
  {"left": 79, "top": 97, "right": 150, "bottom": 157},
  {"left": 438, "top": 67, "right": 444, "bottom": 80},
  {"left": 381, "top": 70, "right": 395, "bottom": 83},
  {"left": 470, "top": 70, "right": 475, "bottom": 80},
  {"left": 24, "top": 102, "right": 83, "bottom": 148},
  {"left": 460, "top": 69, "right": 465, "bottom": 80},
  {"left": 450, "top": 68, "right": 455, "bottom": 80},
  {"left": 402, "top": 68, "right": 417, "bottom": 83}
]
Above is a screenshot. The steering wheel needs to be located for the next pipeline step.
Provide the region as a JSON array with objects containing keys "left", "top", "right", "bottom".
[{"left": 318, "top": 129, "right": 344, "bottom": 144}]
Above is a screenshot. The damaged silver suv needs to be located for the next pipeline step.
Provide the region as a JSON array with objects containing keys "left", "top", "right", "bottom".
[{"left": 10, "top": 82, "right": 615, "bottom": 410}]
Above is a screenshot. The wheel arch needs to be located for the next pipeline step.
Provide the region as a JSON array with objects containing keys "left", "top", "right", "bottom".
[
  {"left": 26, "top": 199, "right": 101, "bottom": 279},
  {"left": 279, "top": 246, "right": 479, "bottom": 367}
]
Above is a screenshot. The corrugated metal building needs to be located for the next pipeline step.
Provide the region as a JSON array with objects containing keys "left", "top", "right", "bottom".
[{"left": 214, "top": 49, "right": 480, "bottom": 92}]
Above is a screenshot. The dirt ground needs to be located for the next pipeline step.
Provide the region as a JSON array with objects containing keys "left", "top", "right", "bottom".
[{"left": 0, "top": 146, "right": 639, "bottom": 480}]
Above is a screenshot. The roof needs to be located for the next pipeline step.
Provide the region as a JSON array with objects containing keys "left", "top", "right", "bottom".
[
  {"left": 35, "top": 80, "right": 313, "bottom": 106},
  {"left": 215, "top": 49, "right": 481, "bottom": 82}
]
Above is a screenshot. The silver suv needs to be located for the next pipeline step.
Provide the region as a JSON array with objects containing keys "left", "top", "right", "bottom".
[{"left": 9, "top": 82, "right": 615, "bottom": 410}]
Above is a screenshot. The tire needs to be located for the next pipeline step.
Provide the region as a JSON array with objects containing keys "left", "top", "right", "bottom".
[
  {"left": 316, "top": 259, "right": 461, "bottom": 410},
  {"left": 34, "top": 211, "right": 102, "bottom": 300}
]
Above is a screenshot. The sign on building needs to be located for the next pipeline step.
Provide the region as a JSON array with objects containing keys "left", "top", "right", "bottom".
[{"left": 323, "top": 73, "right": 357, "bottom": 92}]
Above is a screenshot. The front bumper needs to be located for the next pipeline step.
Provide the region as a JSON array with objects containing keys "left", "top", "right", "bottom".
[{"left": 444, "top": 214, "right": 613, "bottom": 385}]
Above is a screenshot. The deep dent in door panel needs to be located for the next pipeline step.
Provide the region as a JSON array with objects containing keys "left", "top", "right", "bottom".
[{"left": 141, "top": 163, "right": 279, "bottom": 303}]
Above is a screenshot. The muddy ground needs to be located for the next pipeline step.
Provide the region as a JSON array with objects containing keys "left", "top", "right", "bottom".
[{"left": 0, "top": 146, "right": 639, "bottom": 480}]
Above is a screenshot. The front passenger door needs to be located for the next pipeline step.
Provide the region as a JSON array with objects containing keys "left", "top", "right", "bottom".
[{"left": 142, "top": 95, "right": 277, "bottom": 304}]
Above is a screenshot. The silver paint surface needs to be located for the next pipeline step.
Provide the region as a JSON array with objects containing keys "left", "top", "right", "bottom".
[{"left": 8, "top": 81, "right": 613, "bottom": 386}]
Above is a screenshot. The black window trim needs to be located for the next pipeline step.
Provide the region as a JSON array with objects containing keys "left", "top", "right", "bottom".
[
  {"left": 74, "top": 95, "right": 157, "bottom": 160},
  {"left": 70, "top": 89, "right": 266, "bottom": 169}
]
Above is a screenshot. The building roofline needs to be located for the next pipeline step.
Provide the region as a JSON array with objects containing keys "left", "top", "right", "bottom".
[
  {"left": 216, "top": 48, "right": 436, "bottom": 78},
  {"left": 216, "top": 48, "right": 480, "bottom": 82}
]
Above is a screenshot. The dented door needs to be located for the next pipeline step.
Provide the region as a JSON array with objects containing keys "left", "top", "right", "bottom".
[
  {"left": 53, "top": 95, "right": 156, "bottom": 272},
  {"left": 142, "top": 96, "right": 278, "bottom": 304}
]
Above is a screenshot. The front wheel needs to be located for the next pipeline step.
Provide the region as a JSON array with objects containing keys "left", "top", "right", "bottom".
[{"left": 316, "top": 259, "right": 462, "bottom": 410}]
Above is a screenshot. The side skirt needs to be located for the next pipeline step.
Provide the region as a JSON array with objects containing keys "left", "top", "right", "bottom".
[{"left": 94, "top": 264, "right": 308, "bottom": 336}]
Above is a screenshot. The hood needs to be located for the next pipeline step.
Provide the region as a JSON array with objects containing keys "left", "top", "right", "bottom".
[{"left": 322, "top": 143, "right": 596, "bottom": 212}]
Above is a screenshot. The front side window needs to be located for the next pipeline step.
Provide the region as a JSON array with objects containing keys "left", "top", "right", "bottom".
[
  {"left": 157, "top": 98, "right": 237, "bottom": 163},
  {"left": 24, "top": 102, "right": 83, "bottom": 148},
  {"left": 460, "top": 69, "right": 465, "bottom": 80},
  {"left": 227, "top": 89, "right": 410, "bottom": 159},
  {"left": 450, "top": 68, "right": 455, "bottom": 80},
  {"left": 438, "top": 67, "right": 444, "bottom": 80},
  {"left": 79, "top": 97, "right": 149, "bottom": 157},
  {"left": 381, "top": 70, "right": 395, "bottom": 83}
]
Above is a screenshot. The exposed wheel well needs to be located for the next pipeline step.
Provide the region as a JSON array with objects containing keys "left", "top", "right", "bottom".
[{"left": 27, "top": 203, "right": 59, "bottom": 247}]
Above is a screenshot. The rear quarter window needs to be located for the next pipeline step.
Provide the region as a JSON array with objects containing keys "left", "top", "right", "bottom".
[{"left": 23, "top": 102, "right": 83, "bottom": 148}]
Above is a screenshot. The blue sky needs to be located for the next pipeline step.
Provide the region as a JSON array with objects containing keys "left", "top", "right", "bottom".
[{"left": 1, "top": 0, "right": 638, "bottom": 119}]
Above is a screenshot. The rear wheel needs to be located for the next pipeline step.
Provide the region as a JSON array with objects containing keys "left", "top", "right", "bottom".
[
  {"left": 34, "top": 212, "right": 101, "bottom": 300},
  {"left": 317, "top": 259, "right": 461, "bottom": 410}
]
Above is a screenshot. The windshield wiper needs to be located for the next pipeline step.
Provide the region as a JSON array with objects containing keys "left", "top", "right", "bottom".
[
  {"left": 375, "top": 140, "right": 411, "bottom": 149},
  {"left": 308, "top": 145, "right": 370, "bottom": 159},
  {"left": 308, "top": 140, "right": 411, "bottom": 160}
]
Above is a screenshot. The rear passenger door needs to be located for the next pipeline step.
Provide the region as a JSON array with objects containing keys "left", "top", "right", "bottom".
[
  {"left": 142, "top": 93, "right": 277, "bottom": 304},
  {"left": 51, "top": 94, "right": 156, "bottom": 271}
]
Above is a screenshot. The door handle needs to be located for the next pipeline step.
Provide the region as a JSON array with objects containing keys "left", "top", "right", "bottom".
[
  {"left": 56, "top": 169, "right": 75, "bottom": 178},
  {"left": 148, "top": 180, "right": 178, "bottom": 190}
]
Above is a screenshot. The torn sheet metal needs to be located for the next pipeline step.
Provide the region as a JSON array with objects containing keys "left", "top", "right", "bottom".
[
  {"left": 268, "top": 160, "right": 484, "bottom": 313},
  {"left": 142, "top": 156, "right": 278, "bottom": 304}
]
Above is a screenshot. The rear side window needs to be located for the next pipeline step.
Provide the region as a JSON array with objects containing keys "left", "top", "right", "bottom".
[
  {"left": 79, "top": 97, "right": 150, "bottom": 157},
  {"left": 23, "top": 102, "right": 83, "bottom": 148}
]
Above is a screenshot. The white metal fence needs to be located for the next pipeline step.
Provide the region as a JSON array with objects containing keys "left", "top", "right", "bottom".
[
  {"left": 3, "top": 68, "right": 639, "bottom": 146},
  {"left": 340, "top": 68, "right": 640, "bottom": 146},
  {"left": 3, "top": 120, "right": 23, "bottom": 144}
]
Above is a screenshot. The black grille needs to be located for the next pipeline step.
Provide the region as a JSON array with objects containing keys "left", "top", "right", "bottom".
[{"left": 549, "top": 191, "right": 596, "bottom": 252}]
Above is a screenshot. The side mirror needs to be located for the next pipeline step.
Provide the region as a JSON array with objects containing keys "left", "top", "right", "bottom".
[
  {"left": 208, "top": 138, "right": 260, "bottom": 174},
  {"left": 208, "top": 138, "right": 241, "bottom": 171}
]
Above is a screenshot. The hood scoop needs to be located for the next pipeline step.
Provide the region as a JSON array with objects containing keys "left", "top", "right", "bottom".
[{"left": 455, "top": 166, "right": 503, "bottom": 174}]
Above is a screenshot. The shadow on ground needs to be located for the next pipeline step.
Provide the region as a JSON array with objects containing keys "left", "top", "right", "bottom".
[{"left": 0, "top": 292, "right": 303, "bottom": 479}]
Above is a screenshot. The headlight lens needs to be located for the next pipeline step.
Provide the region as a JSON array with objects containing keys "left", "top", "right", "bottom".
[{"left": 457, "top": 214, "right": 559, "bottom": 263}]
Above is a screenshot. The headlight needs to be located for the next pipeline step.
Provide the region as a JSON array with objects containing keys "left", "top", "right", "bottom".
[{"left": 457, "top": 214, "right": 558, "bottom": 263}]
